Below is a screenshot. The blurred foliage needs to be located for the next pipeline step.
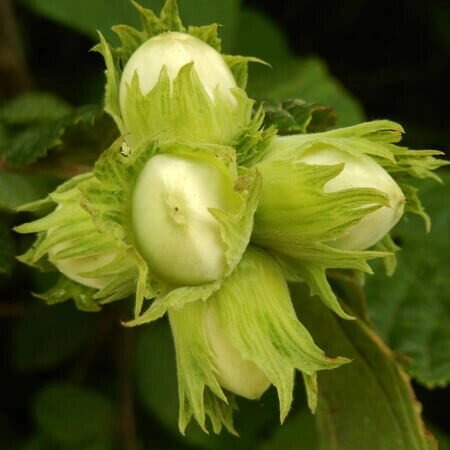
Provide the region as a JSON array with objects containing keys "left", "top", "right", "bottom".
[
  {"left": 260, "top": 99, "right": 337, "bottom": 135},
  {"left": 248, "top": 58, "right": 364, "bottom": 127},
  {"left": 236, "top": 8, "right": 365, "bottom": 127},
  {"left": 0, "top": 93, "right": 110, "bottom": 166},
  {"left": 0, "top": 172, "right": 55, "bottom": 212},
  {"left": 245, "top": 0, "right": 450, "bottom": 152},
  {"left": 0, "top": 221, "right": 15, "bottom": 275},
  {"left": 431, "top": 426, "right": 450, "bottom": 450},
  {"left": 13, "top": 301, "right": 97, "bottom": 371},
  {"left": 135, "top": 319, "right": 283, "bottom": 450},
  {"left": 366, "top": 172, "right": 450, "bottom": 388},
  {"left": 0, "top": 0, "right": 449, "bottom": 449},
  {"left": 33, "top": 383, "right": 115, "bottom": 448},
  {"left": 294, "top": 283, "right": 436, "bottom": 450},
  {"left": 18, "top": 0, "right": 241, "bottom": 51}
]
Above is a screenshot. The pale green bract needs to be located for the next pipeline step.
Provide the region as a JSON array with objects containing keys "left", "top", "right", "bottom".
[
  {"left": 15, "top": 173, "right": 138, "bottom": 311},
  {"left": 168, "top": 247, "right": 349, "bottom": 433},
  {"left": 94, "top": 0, "right": 271, "bottom": 155},
  {"left": 119, "top": 32, "right": 238, "bottom": 107},
  {"left": 16, "top": 0, "right": 447, "bottom": 436}
]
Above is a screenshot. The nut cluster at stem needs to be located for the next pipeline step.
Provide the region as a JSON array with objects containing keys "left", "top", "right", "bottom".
[{"left": 17, "top": 0, "right": 445, "bottom": 435}]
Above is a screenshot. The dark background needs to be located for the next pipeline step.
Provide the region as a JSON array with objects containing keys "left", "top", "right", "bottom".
[{"left": 250, "top": 0, "right": 450, "bottom": 151}]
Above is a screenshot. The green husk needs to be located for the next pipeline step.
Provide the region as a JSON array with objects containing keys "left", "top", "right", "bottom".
[
  {"left": 253, "top": 159, "right": 389, "bottom": 319},
  {"left": 81, "top": 137, "right": 261, "bottom": 321},
  {"left": 261, "top": 120, "right": 448, "bottom": 226},
  {"left": 208, "top": 247, "right": 349, "bottom": 420},
  {"left": 15, "top": 173, "right": 138, "bottom": 309}
]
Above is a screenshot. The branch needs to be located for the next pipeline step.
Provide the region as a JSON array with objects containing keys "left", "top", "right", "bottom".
[
  {"left": 0, "top": 0, "right": 33, "bottom": 98},
  {"left": 70, "top": 310, "right": 115, "bottom": 383},
  {"left": 117, "top": 325, "right": 138, "bottom": 450},
  {"left": 0, "top": 301, "right": 24, "bottom": 318},
  {"left": 0, "top": 158, "right": 94, "bottom": 178}
]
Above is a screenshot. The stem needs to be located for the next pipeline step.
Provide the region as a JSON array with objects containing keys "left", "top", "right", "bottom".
[
  {"left": 117, "top": 325, "right": 138, "bottom": 450},
  {"left": 0, "top": 302, "right": 23, "bottom": 318},
  {"left": 70, "top": 310, "right": 115, "bottom": 383},
  {"left": 69, "top": 307, "right": 138, "bottom": 450},
  {"left": 0, "top": 159, "right": 93, "bottom": 178},
  {"left": 0, "top": 0, "right": 33, "bottom": 98}
]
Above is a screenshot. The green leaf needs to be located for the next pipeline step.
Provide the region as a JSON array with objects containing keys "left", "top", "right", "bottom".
[
  {"left": 0, "top": 103, "right": 103, "bottom": 166},
  {"left": 19, "top": 0, "right": 137, "bottom": 40},
  {"left": 0, "top": 92, "right": 71, "bottom": 124},
  {"left": 0, "top": 172, "right": 56, "bottom": 212},
  {"left": 178, "top": 0, "right": 241, "bottom": 52},
  {"left": 260, "top": 99, "right": 337, "bottom": 135},
  {"left": 13, "top": 301, "right": 96, "bottom": 370},
  {"left": 19, "top": 0, "right": 241, "bottom": 50},
  {"left": 0, "top": 123, "right": 67, "bottom": 166},
  {"left": 0, "top": 220, "right": 15, "bottom": 275},
  {"left": 238, "top": 4, "right": 364, "bottom": 131},
  {"left": 260, "top": 410, "right": 317, "bottom": 450},
  {"left": 248, "top": 58, "right": 364, "bottom": 128},
  {"left": 366, "top": 172, "right": 450, "bottom": 387},
  {"left": 135, "top": 320, "right": 179, "bottom": 432},
  {"left": 33, "top": 383, "right": 114, "bottom": 445},
  {"left": 428, "top": 426, "right": 450, "bottom": 450},
  {"left": 292, "top": 284, "right": 437, "bottom": 450},
  {"left": 235, "top": 8, "right": 292, "bottom": 63}
]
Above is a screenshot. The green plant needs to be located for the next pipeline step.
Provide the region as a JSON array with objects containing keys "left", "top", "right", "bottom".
[{"left": 1, "top": 1, "right": 449, "bottom": 449}]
